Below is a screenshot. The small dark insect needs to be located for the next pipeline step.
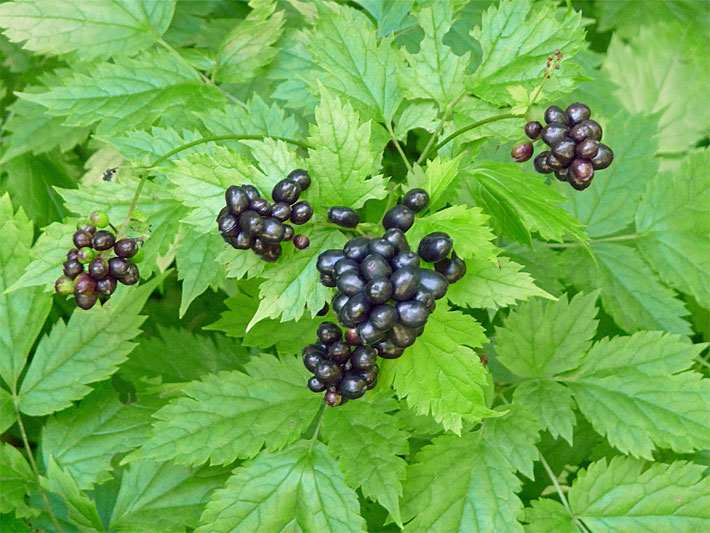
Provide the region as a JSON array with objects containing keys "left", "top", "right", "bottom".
[{"left": 102, "top": 167, "right": 118, "bottom": 181}]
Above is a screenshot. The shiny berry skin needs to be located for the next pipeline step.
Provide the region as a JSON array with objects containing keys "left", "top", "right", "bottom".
[
  {"left": 226, "top": 185, "right": 250, "bottom": 215},
  {"left": 77, "top": 223, "right": 96, "bottom": 235},
  {"left": 63, "top": 259, "right": 84, "bottom": 279},
  {"left": 315, "top": 360, "right": 343, "bottom": 385},
  {"left": 77, "top": 247, "right": 95, "bottom": 264},
  {"left": 360, "top": 254, "right": 392, "bottom": 281},
  {"left": 67, "top": 249, "right": 79, "bottom": 261},
  {"left": 293, "top": 235, "right": 309, "bottom": 250},
  {"left": 541, "top": 124, "right": 570, "bottom": 146},
  {"left": 576, "top": 138, "right": 600, "bottom": 159},
  {"left": 390, "top": 266, "right": 420, "bottom": 301},
  {"left": 570, "top": 120, "right": 602, "bottom": 142},
  {"left": 533, "top": 152, "right": 553, "bottom": 174},
  {"left": 88, "top": 257, "right": 109, "bottom": 279},
  {"left": 417, "top": 232, "right": 453, "bottom": 263},
  {"left": 551, "top": 139, "right": 577, "bottom": 162},
  {"left": 114, "top": 238, "right": 139, "bottom": 258},
  {"left": 73, "top": 230, "right": 92, "bottom": 249},
  {"left": 282, "top": 225, "right": 295, "bottom": 241},
  {"left": 401, "top": 188, "right": 429, "bottom": 213},
  {"left": 358, "top": 320, "right": 387, "bottom": 345},
  {"left": 260, "top": 218, "right": 285, "bottom": 244},
  {"left": 570, "top": 159, "right": 594, "bottom": 182},
  {"left": 369, "top": 304, "right": 398, "bottom": 331},
  {"left": 546, "top": 152, "right": 568, "bottom": 171},
  {"left": 317, "top": 302, "right": 330, "bottom": 317},
  {"left": 271, "top": 202, "right": 291, "bottom": 222},
  {"left": 55, "top": 275, "right": 74, "bottom": 296},
  {"left": 288, "top": 169, "right": 311, "bottom": 191},
  {"left": 327, "top": 206, "right": 359, "bottom": 228},
  {"left": 324, "top": 390, "right": 342, "bottom": 406},
  {"left": 590, "top": 144, "right": 613, "bottom": 170},
  {"left": 365, "top": 277, "right": 393, "bottom": 304},
  {"left": 231, "top": 232, "right": 254, "bottom": 250},
  {"left": 524, "top": 121, "right": 543, "bottom": 140},
  {"left": 373, "top": 339, "right": 404, "bottom": 359},
  {"left": 566, "top": 102, "right": 591, "bottom": 126},
  {"left": 290, "top": 201, "right": 313, "bottom": 225},
  {"left": 91, "top": 230, "right": 115, "bottom": 251},
  {"left": 343, "top": 237, "right": 370, "bottom": 261},
  {"left": 96, "top": 275, "right": 117, "bottom": 296},
  {"left": 383, "top": 228, "right": 410, "bottom": 253},
  {"left": 320, "top": 272, "right": 337, "bottom": 287},
  {"left": 351, "top": 346, "right": 377, "bottom": 370},
  {"left": 511, "top": 142, "right": 534, "bottom": 162},
  {"left": 544, "top": 105, "right": 569, "bottom": 125},
  {"left": 89, "top": 210, "right": 110, "bottom": 228},
  {"left": 317, "top": 250, "right": 345, "bottom": 276},
  {"left": 336, "top": 271, "right": 366, "bottom": 296},
  {"left": 75, "top": 292, "right": 98, "bottom": 310},
  {"left": 338, "top": 309, "right": 357, "bottom": 329},
  {"left": 341, "top": 293, "right": 371, "bottom": 324},
  {"left": 368, "top": 238, "right": 395, "bottom": 261},
  {"left": 554, "top": 167, "right": 572, "bottom": 182},
  {"left": 308, "top": 377, "right": 326, "bottom": 392},
  {"left": 382, "top": 205, "right": 414, "bottom": 232},
  {"left": 396, "top": 300, "right": 429, "bottom": 328},
  {"left": 242, "top": 185, "right": 261, "bottom": 201},
  {"left": 327, "top": 341, "right": 351, "bottom": 364},
  {"left": 412, "top": 289, "right": 436, "bottom": 313},
  {"left": 418, "top": 269, "right": 449, "bottom": 299},
  {"left": 390, "top": 323, "right": 418, "bottom": 348},
  {"left": 360, "top": 366, "right": 379, "bottom": 389},
  {"left": 272, "top": 179, "right": 302, "bottom": 204},
  {"left": 332, "top": 292, "right": 349, "bottom": 314},
  {"left": 253, "top": 237, "right": 268, "bottom": 256},
  {"left": 218, "top": 213, "right": 239, "bottom": 238},
  {"left": 74, "top": 273, "right": 97, "bottom": 295},
  {"left": 569, "top": 174, "right": 592, "bottom": 191},
  {"left": 238, "top": 210, "right": 265, "bottom": 237},
  {"left": 119, "top": 263, "right": 140, "bottom": 285},
  {"left": 108, "top": 257, "right": 129, "bottom": 278},
  {"left": 250, "top": 198, "right": 272, "bottom": 217},
  {"left": 317, "top": 322, "right": 342, "bottom": 345},
  {"left": 341, "top": 373, "right": 367, "bottom": 399},
  {"left": 260, "top": 242, "right": 282, "bottom": 263},
  {"left": 435, "top": 252, "right": 466, "bottom": 284},
  {"left": 391, "top": 251, "right": 419, "bottom": 270},
  {"left": 334, "top": 258, "right": 360, "bottom": 277},
  {"left": 345, "top": 327, "right": 361, "bottom": 346}
]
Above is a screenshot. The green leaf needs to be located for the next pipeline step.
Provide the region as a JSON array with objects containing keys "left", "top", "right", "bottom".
[
  {"left": 41, "top": 383, "right": 156, "bottom": 490},
  {"left": 215, "top": 0, "right": 284, "bottom": 84},
  {"left": 18, "top": 50, "right": 223, "bottom": 136},
  {"left": 636, "top": 150, "right": 710, "bottom": 303},
  {"left": 407, "top": 204, "right": 498, "bottom": 262},
  {"left": 110, "top": 459, "right": 231, "bottom": 531},
  {"left": 559, "top": 111, "right": 660, "bottom": 238},
  {"left": 352, "top": 0, "right": 414, "bottom": 37},
  {"left": 594, "top": 0, "right": 709, "bottom": 38},
  {"left": 446, "top": 256, "right": 553, "bottom": 310},
  {"left": 495, "top": 292, "right": 599, "bottom": 378},
  {"left": 469, "top": 0, "right": 586, "bottom": 106},
  {"left": 409, "top": 155, "right": 462, "bottom": 213},
  {"left": 400, "top": 0, "right": 469, "bottom": 109},
  {"left": 0, "top": 0, "right": 175, "bottom": 60},
  {"left": 464, "top": 161, "right": 587, "bottom": 245},
  {"left": 384, "top": 307, "right": 495, "bottom": 434},
  {"left": 569, "top": 457, "right": 710, "bottom": 532},
  {"left": 176, "top": 225, "right": 225, "bottom": 318},
  {"left": 566, "top": 331, "right": 709, "bottom": 458},
  {"left": 17, "top": 273, "right": 166, "bottom": 417},
  {"left": 308, "top": 89, "right": 388, "bottom": 210},
  {"left": 523, "top": 499, "right": 575, "bottom": 533},
  {"left": 394, "top": 101, "right": 439, "bottom": 139},
  {"left": 564, "top": 243, "right": 691, "bottom": 335},
  {"left": 603, "top": 24, "right": 710, "bottom": 155},
  {"left": 322, "top": 397, "right": 409, "bottom": 525},
  {"left": 100, "top": 127, "right": 205, "bottom": 165},
  {"left": 513, "top": 380, "right": 576, "bottom": 445},
  {"left": 0, "top": 388, "right": 14, "bottom": 434},
  {"left": 41, "top": 458, "right": 103, "bottom": 531},
  {"left": 197, "top": 95, "right": 300, "bottom": 139},
  {"left": 0, "top": 194, "right": 52, "bottom": 389},
  {"left": 124, "top": 356, "right": 320, "bottom": 466},
  {"left": 0, "top": 443, "right": 36, "bottom": 518},
  {"left": 196, "top": 441, "right": 365, "bottom": 533},
  {"left": 308, "top": 3, "right": 403, "bottom": 123}
]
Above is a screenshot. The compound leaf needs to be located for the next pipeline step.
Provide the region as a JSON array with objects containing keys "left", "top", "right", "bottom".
[{"left": 41, "top": 458, "right": 103, "bottom": 532}]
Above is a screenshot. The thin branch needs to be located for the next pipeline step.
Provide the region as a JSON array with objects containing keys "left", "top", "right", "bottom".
[
  {"left": 416, "top": 92, "right": 466, "bottom": 165},
  {"left": 543, "top": 233, "right": 644, "bottom": 249},
  {"left": 539, "top": 452, "right": 591, "bottom": 533},
  {"left": 385, "top": 122, "right": 413, "bottom": 174},
  {"left": 431, "top": 112, "right": 520, "bottom": 156}
]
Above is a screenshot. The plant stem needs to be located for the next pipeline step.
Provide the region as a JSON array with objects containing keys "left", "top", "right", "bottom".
[
  {"left": 543, "top": 233, "right": 643, "bottom": 249},
  {"left": 539, "top": 452, "right": 590, "bottom": 533},
  {"left": 117, "top": 172, "right": 150, "bottom": 238},
  {"left": 309, "top": 403, "right": 327, "bottom": 453},
  {"left": 13, "top": 398, "right": 64, "bottom": 533},
  {"left": 385, "top": 122, "right": 413, "bottom": 174},
  {"left": 416, "top": 92, "right": 465, "bottom": 164},
  {"left": 431, "top": 112, "right": 520, "bottom": 155}
]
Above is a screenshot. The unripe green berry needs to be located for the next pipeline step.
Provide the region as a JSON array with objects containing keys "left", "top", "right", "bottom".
[
  {"left": 77, "top": 247, "right": 95, "bottom": 264},
  {"left": 89, "top": 210, "right": 110, "bottom": 228},
  {"left": 54, "top": 275, "right": 75, "bottom": 296}
]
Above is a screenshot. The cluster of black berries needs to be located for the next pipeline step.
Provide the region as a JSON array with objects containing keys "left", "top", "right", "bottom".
[
  {"left": 55, "top": 211, "right": 142, "bottom": 310},
  {"left": 512, "top": 103, "right": 614, "bottom": 191},
  {"left": 217, "top": 169, "right": 312, "bottom": 262},
  {"left": 303, "top": 189, "right": 466, "bottom": 406}
]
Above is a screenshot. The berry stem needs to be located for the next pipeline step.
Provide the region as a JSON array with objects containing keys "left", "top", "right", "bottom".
[
  {"left": 385, "top": 122, "right": 414, "bottom": 174},
  {"left": 308, "top": 402, "right": 328, "bottom": 453},
  {"left": 430, "top": 112, "right": 521, "bottom": 155},
  {"left": 117, "top": 172, "right": 150, "bottom": 238}
]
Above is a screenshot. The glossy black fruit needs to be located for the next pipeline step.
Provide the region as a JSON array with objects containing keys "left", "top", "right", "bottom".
[
  {"left": 303, "top": 349, "right": 324, "bottom": 372},
  {"left": 343, "top": 237, "right": 370, "bottom": 261},
  {"left": 75, "top": 292, "right": 98, "bottom": 310},
  {"left": 351, "top": 346, "right": 377, "bottom": 370},
  {"left": 96, "top": 275, "right": 117, "bottom": 296},
  {"left": 73, "top": 230, "right": 92, "bottom": 249},
  {"left": 231, "top": 232, "right": 254, "bottom": 250},
  {"left": 250, "top": 198, "right": 272, "bottom": 217},
  {"left": 260, "top": 242, "right": 283, "bottom": 263},
  {"left": 570, "top": 120, "right": 602, "bottom": 142},
  {"left": 570, "top": 159, "right": 594, "bottom": 182},
  {"left": 373, "top": 339, "right": 404, "bottom": 359},
  {"left": 546, "top": 152, "right": 568, "bottom": 171},
  {"left": 243, "top": 185, "right": 261, "bottom": 201},
  {"left": 282, "top": 225, "right": 295, "bottom": 241},
  {"left": 88, "top": 257, "right": 108, "bottom": 279},
  {"left": 336, "top": 271, "right": 366, "bottom": 296},
  {"left": 417, "top": 232, "right": 453, "bottom": 263},
  {"left": 554, "top": 167, "right": 572, "bottom": 182},
  {"left": 317, "top": 249, "right": 346, "bottom": 276},
  {"left": 368, "top": 238, "right": 395, "bottom": 261},
  {"left": 369, "top": 304, "right": 398, "bottom": 331},
  {"left": 327, "top": 206, "right": 359, "bottom": 228},
  {"left": 401, "top": 188, "right": 429, "bottom": 213},
  {"left": 290, "top": 201, "right": 313, "bottom": 225},
  {"left": 271, "top": 202, "right": 291, "bottom": 222},
  {"left": 320, "top": 272, "right": 337, "bottom": 287},
  {"left": 341, "top": 373, "right": 367, "bottom": 399},
  {"left": 108, "top": 257, "right": 129, "bottom": 278},
  {"left": 272, "top": 179, "right": 302, "bottom": 204},
  {"left": 67, "top": 249, "right": 79, "bottom": 261},
  {"left": 293, "top": 235, "right": 309, "bottom": 249},
  {"left": 533, "top": 152, "right": 553, "bottom": 174},
  {"left": 435, "top": 252, "right": 466, "bottom": 284},
  {"left": 390, "top": 323, "right": 418, "bottom": 348},
  {"left": 551, "top": 139, "right": 577, "bottom": 162},
  {"left": 317, "top": 322, "right": 342, "bottom": 345},
  {"left": 566, "top": 102, "right": 591, "bottom": 125},
  {"left": 92, "top": 230, "right": 116, "bottom": 251},
  {"left": 360, "top": 254, "right": 392, "bottom": 281},
  {"left": 324, "top": 390, "right": 342, "bottom": 406},
  {"left": 391, "top": 251, "right": 419, "bottom": 270},
  {"left": 63, "top": 259, "right": 83, "bottom": 279},
  {"left": 541, "top": 124, "right": 569, "bottom": 146},
  {"left": 260, "top": 218, "right": 285, "bottom": 243},
  {"left": 544, "top": 105, "right": 569, "bottom": 125},
  {"left": 315, "top": 360, "right": 343, "bottom": 385},
  {"left": 226, "top": 186, "right": 250, "bottom": 215},
  {"left": 364, "top": 277, "right": 393, "bottom": 305},
  {"left": 120, "top": 263, "right": 140, "bottom": 285},
  {"left": 308, "top": 377, "right": 327, "bottom": 392},
  {"left": 288, "top": 169, "right": 311, "bottom": 191},
  {"left": 383, "top": 228, "right": 410, "bottom": 252},
  {"left": 569, "top": 174, "right": 592, "bottom": 191},
  {"left": 360, "top": 366, "right": 379, "bottom": 389},
  {"left": 74, "top": 273, "right": 97, "bottom": 295},
  {"left": 525, "top": 121, "right": 543, "bottom": 140},
  {"left": 590, "top": 144, "right": 614, "bottom": 170},
  {"left": 412, "top": 289, "right": 436, "bottom": 313},
  {"left": 332, "top": 292, "right": 349, "bottom": 314},
  {"left": 341, "top": 293, "right": 371, "bottom": 324},
  {"left": 396, "top": 300, "right": 429, "bottom": 328},
  {"left": 114, "top": 238, "right": 138, "bottom": 258},
  {"left": 358, "top": 320, "right": 387, "bottom": 345},
  {"left": 511, "top": 142, "right": 534, "bottom": 162},
  {"left": 418, "top": 269, "right": 449, "bottom": 299},
  {"left": 576, "top": 138, "right": 600, "bottom": 159},
  {"left": 218, "top": 213, "right": 239, "bottom": 237},
  {"left": 382, "top": 205, "right": 414, "bottom": 232},
  {"left": 334, "top": 258, "right": 360, "bottom": 277},
  {"left": 77, "top": 223, "right": 96, "bottom": 235},
  {"left": 238, "top": 210, "right": 265, "bottom": 237},
  {"left": 328, "top": 341, "right": 351, "bottom": 364},
  {"left": 390, "top": 266, "right": 420, "bottom": 301}
]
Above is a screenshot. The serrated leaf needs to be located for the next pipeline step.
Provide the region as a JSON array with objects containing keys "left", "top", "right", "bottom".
[
  {"left": 0, "top": 443, "right": 36, "bottom": 518},
  {"left": 196, "top": 441, "right": 365, "bottom": 533},
  {"left": 523, "top": 499, "right": 575, "bottom": 533},
  {"left": 569, "top": 457, "right": 710, "bottom": 531},
  {"left": 469, "top": 0, "right": 586, "bottom": 106},
  {"left": 352, "top": 0, "right": 414, "bottom": 37},
  {"left": 124, "top": 356, "right": 320, "bottom": 466},
  {"left": 41, "top": 458, "right": 103, "bottom": 532},
  {"left": 308, "top": 3, "right": 403, "bottom": 123},
  {"left": 0, "top": 194, "right": 52, "bottom": 388},
  {"left": 18, "top": 50, "right": 223, "bottom": 136},
  {"left": 176, "top": 225, "right": 225, "bottom": 318},
  {"left": 636, "top": 150, "right": 710, "bottom": 304},
  {"left": 410, "top": 155, "right": 462, "bottom": 212},
  {"left": 394, "top": 101, "right": 439, "bottom": 139},
  {"left": 17, "top": 273, "right": 166, "bottom": 417},
  {"left": 513, "top": 380, "right": 576, "bottom": 445},
  {"left": 496, "top": 292, "right": 598, "bottom": 378},
  {"left": 0, "top": 389, "right": 14, "bottom": 434},
  {"left": 197, "top": 95, "right": 300, "bottom": 139},
  {"left": 41, "top": 383, "right": 156, "bottom": 490},
  {"left": 446, "top": 256, "right": 552, "bottom": 310},
  {"left": 384, "top": 307, "right": 495, "bottom": 434},
  {"left": 322, "top": 397, "right": 409, "bottom": 524},
  {"left": 0, "top": 0, "right": 175, "bottom": 60},
  {"left": 110, "top": 459, "right": 231, "bottom": 531},
  {"left": 100, "top": 127, "right": 206, "bottom": 165}
]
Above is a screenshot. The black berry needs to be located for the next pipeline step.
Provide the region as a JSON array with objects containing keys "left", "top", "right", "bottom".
[
  {"left": 369, "top": 304, "right": 398, "bottom": 331},
  {"left": 88, "top": 257, "right": 108, "bottom": 279},
  {"left": 315, "top": 360, "right": 343, "bottom": 385},
  {"left": 544, "top": 105, "right": 569, "bottom": 125},
  {"left": 576, "top": 138, "right": 600, "bottom": 159},
  {"left": 566, "top": 102, "right": 591, "bottom": 125},
  {"left": 533, "top": 152, "right": 553, "bottom": 174},
  {"left": 91, "top": 230, "right": 115, "bottom": 251},
  {"left": 288, "top": 169, "right": 311, "bottom": 191},
  {"left": 570, "top": 159, "right": 594, "bottom": 182},
  {"left": 317, "top": 250, "right": 346, "bottom": 276},
  {"left": 336, "top": 271, "right": 366, "bottom": 296},
  {"left": 308, "top": 377, "right": 327, "bottom": 393},
  {"left": 63, "top": 259, "right": 84, "bottom": 279},
  {"left": 551, "top": 139, "right": 577, "bottom": 162},
  {"left": 290, "top": 202, "right": 313, "bottom": 225},
  {"left": 525, "top": 121, "right": 543, "bottom": 140},
  {"left": 418, "top": 269, "right": 449, "bottom": 299},
  {"left": 231, "top": 232, "right": 254, "bottom": 250},
  {"left": 401, "top": 188, "right": 429, "bottom": 213},
  {"left": 340, "top": 373, "right": 367, "bottom": 399},
  {"left": 364, "top": 277, "right": 393, "bottom": 304},
  {"left": 293, "top": 235, "right": 309, "bottom": 249},
  {"left": 243, "top": 185, "right": 261, "bottom": 201},
  {"left": 260, "top": 218, "right": 285, "bottom": 243},
  {"left": 271, "top": 202, "right": 292, "bottom": 222},
  {"left": 390, "top": 266, "right": 420, "bottom": 301},
  {"left": 351, "top": 346, "right": 377, "bottom": 370},
  {"left": 343, "top": 237, "right": 370, "bottom": 261},
  {"left": 360, "top": 254, "right": 392, "bottom": 281},
  {"left": 119, "top": 263, "right": 140, "bottom": 285},
  {"left": 74, "top": 273, "right": 96, "bottom": 295},
  {"left": 368, "top": 238, "right": 395, "bottom": 261},
  {"left": 382, "top": 205, "right": 414, "bottom": 232},
  {"left": 75, "top": 292, "right": 98, "bottom": 310},
  {"left": 417, "top": 232, "right": 453, "bottom": 263},
  {"left": 108, "top": 257, "right": 129, "bottom": 278},
  {"left": 396, "top": 300, "right": 429, "bottom": 328},
  {"left": 435, "top": 252, "right": 466, "bottom": 284},
  {"left": 238, "top": 210, "right": 265, "bottom": 237},
  {"left": 390, "top": 323, "right": 418, "bottom": 348},
  {"left": 218, "top": 213, "right": 239, "bottom": 238},
  {"left": 383, "top": 228, "right": 410, "bottom": 253},
  {"left": 358, "top": 320, "right": 387, "bottom": 345},
  {"left": 541, "top": 124, "right": 569, "bottom": 146},
  {"left": 250, "top": 198, "right": 272, "bottom": 217},
  {"left": 391, "top": 251, "right": 420, "bottom": 270},
  {"left": 226, "top": 186, "right": 249, "bottom": 215},
  {"left": 373, "top": 339, "right": 404, "bottom": 359},
  {"left": 114, "top": 238, "right": 138, "bottom": 258},
  {"left": 96, "top": 275, "right": 117, "bottom": 296},
  {"left": 327, "top": 206, "right": 359, "bottom": 228},
  {"left": 73, "top": 230, "right": 92, "bottom": 249},
  {"left": 511, "top": 142, "right": 534, "bottom": 162},
  {"left": 272, "top": 179, "right": 302, "bottom": 204},
  {"left": 590, "top": 144, "right": 613, "bottom": 170},
  {"left": 317, "top": 322, "right": 342, "bottom": 345},
  {"left": 282, "top": 225, "right": 295, "bottom": 241}
]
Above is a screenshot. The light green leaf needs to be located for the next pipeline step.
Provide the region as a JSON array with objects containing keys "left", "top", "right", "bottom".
[
  {"left": 197, "top": 441, "right": 365, "bottom": 533},
  {"left": 215, "top": 0, "right": 284, "bottom": 84},
  {"left": 636, "top": 150, "right": 710, "bottom": 303},
  {"left": 110, "top": 459, "right": 231, "bottom": 531},
  {"left": 41, "top": 383, "right": 156, "bottom": 490},
  {"left": 384, "top": 307, "right": 496, "bottom": 434},
  {"left": 469, "top": 0, "right": 586, "bottom": 106},
  {"left": 18, "top": 50, "right": 223, "bottom": 136},
  {"left": 322, "top": 397, "right": 409, "bottom": 524},
  {"left": 400, "top": 0, "right": 469, "bottom": 109},
  {"left": 567, "top": 332, "right": 709, "bottom": 458},
  {"left": 513, "top": 380, "right": 576, "bottom": 445},
  {"left": 176, "top": 225, "right": 225, "bottom": 318},
  {"left": 523, "top": 499, "right": 575, "bottom": 533},
  {"left": 197, "top": 95, "right": 300, "bottom": 139},
  {"left": 0, "top": 0, "right": 175, "bottom": 60},
  {"left": 41, "top": 458, "right": 103, "bottom": 532},
  {"left": 0, "top": 443, "right": 36, "bottom": 518},
  {"left": 410, "top": 155, "right": 462, "bottom": 213},
  {"left": 17, "top": 274, "right": 166, "bottom": 417},
  {"left": 99, "top": 127, "right": 206, "bottom": 165},
  {"left": 242, "top": 138, "right": 303, "bottom": 185},
  {"left": 308, "top": 3, "right": 403, "bottom": 122},
  {"left": 446, "top": 256, "right": 553, "bottom": 310},
  {"left": 124, "top": 356, "right": 320, "bottom": 466},
  {"left": 0, "top": 388, "right": 14, "bottom": 434},
  {"left": 496, "top": 292, "right": 599, "bottom": 378},
  {"left": 569, "top": 457, "right": 710, "bottom": 532},
  {"left": 595, "top": 0, "right": 710, "bottom": 38},
  {"left": 352, "top": 0, "right": 414, "bottom": 37},
  {"left": 0, "top": 194, "right": 52, "bottom": 388},
  {"left": 308, "top": 89, "right": 388, "bottom": 210},
  {"left": 394, "top": 101, "right": 439, "bottom": 139}
]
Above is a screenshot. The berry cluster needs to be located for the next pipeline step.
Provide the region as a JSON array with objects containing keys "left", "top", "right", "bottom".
[
  {"left": 512, "top": 103, "right": 614, "bottom": 191},
  {"left": 217, "top": 169, "right": 312, "bottom": 262},
  {"left": 303, "top": 189, "right": 466, "bottom": 406},
  {"left": 55, "top": 211, "right": 142, "bottom": 310}
]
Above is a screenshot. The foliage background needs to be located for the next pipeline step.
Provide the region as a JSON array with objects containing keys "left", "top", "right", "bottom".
[{"left": 0, "top": 0, "right": 708, "bottom": 531}]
